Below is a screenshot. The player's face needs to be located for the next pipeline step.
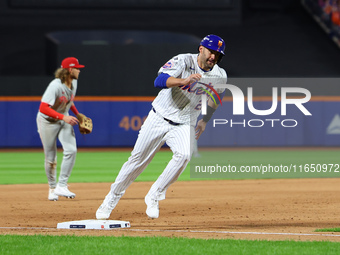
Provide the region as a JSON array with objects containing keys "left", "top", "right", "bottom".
[
  {"left": 70, "top": 68, "right": 81, "bottom": 80},
  {"left": 198, "top": 46, "right": 220, "bottom": 71}
]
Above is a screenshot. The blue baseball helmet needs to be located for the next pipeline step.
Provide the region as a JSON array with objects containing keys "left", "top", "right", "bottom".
[{"left": 199, "top": 34, "right": 225, "bottom": 62}]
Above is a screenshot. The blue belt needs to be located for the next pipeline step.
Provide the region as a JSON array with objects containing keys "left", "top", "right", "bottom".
[{"left": 152, "top": 107, "right": 180, "bottom": 126}]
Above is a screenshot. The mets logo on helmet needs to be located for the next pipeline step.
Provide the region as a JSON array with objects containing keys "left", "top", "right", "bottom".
[{"left": 217, "top": 40, "right": 223, "bottom": 49}]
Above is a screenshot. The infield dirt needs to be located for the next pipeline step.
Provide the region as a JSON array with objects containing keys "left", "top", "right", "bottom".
[{"left": 1, "top": 179, "right": 340, "bottom": 241}]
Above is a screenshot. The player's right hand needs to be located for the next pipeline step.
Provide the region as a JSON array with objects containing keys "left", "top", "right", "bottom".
[
  {"left": 184, "top": 73, "right": 201, "bottom": 86},
  {"left": 195, "top": 119, "right": 207, "bottom": 140},
  {"left": 63, "top": 116, "right": 79, "bottom": 126}
]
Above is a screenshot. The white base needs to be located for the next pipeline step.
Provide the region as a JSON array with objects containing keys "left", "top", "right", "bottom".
[{"left": 57, "top": 220, "right": 130, "bottom": 229}]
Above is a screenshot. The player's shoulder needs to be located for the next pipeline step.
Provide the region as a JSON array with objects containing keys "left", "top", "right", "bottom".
[
  {"left": 51, "top": 78, "right": 62, "bottom": 84},
  {"left": 176, "top": 53, "right": 197, "bottom": 68},
  {"left": 170, "top": 53, "right": 188, "bottom": 62},
  {"left": 212, "top": 64, "right": 227, "bottom": 78},
  {"left": 170, "top": 53, "right": 195, "bottom": 62},
  {"left": 47, "top": 78, "right": 62, "bottom": 89},
  {"left": 161, "top": 53, "right": 195, "bottom": 70}
]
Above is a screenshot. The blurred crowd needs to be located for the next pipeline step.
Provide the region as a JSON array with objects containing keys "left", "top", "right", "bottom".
[{"left": 305, "top": 0, "right": 340, "bottom": 35}]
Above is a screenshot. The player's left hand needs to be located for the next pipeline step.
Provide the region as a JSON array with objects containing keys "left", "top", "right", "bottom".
[{"left": 195, "top": 119, "right": 207, "bottom": 140}]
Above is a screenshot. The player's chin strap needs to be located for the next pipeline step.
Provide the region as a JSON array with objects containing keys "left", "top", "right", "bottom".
[{"left": 202, "top": 105, "right": 216, "bottom": 123}]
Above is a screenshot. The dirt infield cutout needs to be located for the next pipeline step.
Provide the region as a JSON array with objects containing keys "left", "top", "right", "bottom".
[{"left": 1, "top": 179, "right": 340, "bottom": 241}]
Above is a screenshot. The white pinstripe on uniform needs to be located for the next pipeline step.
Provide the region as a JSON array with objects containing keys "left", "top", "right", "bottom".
[
  {"left": 153, "top": 54, "right": 226, "bottom": 125},
  {"left": 97, "top": 52, "right": 227, "bottom": 218}
]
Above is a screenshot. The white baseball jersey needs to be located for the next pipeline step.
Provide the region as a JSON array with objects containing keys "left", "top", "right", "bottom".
[
  {"left": 36, "top": 78, "right": 78, "bottom": 190},
  {"left": 96, "top": 52, "right": 228, "bottom": 219},
  {"left": 152, "top": 53, "right": 227, "bottom": 125},
  {"left": 38, "top": 78, "right": 77, "bottom": 121}
]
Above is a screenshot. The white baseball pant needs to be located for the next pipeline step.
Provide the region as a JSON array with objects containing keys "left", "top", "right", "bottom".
[
  {"left": 36, "top": 114, "right": 77, "bottom": 188},
  {"left": 108, "top": 109, "right": 194, "bottom": 201}
]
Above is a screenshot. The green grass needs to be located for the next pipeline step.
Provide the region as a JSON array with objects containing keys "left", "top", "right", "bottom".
[
  {"left": 0, "top": 148, "right": 340, "bottom": 184},
  {"left": 191, "top": 149, "right": 340, "bottom": 179},
  {"left": 0, "top": 150, "right": 179, "bottom": 184},
  {"left": 1, "top": 148, "right": 340, "bottom": 252},
  {"left": 315, "top": 228, "right": 340, "bottom": 232},
  {"left": 1, "top": 235, "right": 340, "bottom": 255}
]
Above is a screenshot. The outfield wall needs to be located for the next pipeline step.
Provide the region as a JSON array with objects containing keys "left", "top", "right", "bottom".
[{"left": 1, "top": 97, "right": 340, "bottom": 147}]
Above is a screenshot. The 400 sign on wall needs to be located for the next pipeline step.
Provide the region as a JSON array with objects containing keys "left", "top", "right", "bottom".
[{"left": 119, "top": 115, "right": 147, "bottom": 131}]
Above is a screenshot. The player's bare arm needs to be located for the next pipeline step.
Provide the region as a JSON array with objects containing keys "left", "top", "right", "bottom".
[
  {"left": 166, "top": 73, "right": 202, "bottom": 88},
  {"left": 195, "top": 98, "right": 218, "bottom": 140}
]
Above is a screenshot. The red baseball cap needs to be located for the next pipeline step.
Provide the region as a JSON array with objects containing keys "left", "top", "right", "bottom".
[{"left": 61, "top": 57, "right": 85, "bottom": 69}]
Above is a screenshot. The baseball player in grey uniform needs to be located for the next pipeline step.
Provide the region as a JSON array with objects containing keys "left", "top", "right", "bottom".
[
  {"left": 36, "top": 57, "right": 85, "bottom": 201},
  {"left": 96, "top": 35, "right": 227, "bottom": 219}
]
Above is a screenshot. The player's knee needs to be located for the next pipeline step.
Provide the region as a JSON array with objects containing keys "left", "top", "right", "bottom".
[
  {"left": 64, "top": 148, "right": 77, "bottom": 158},
  {"left": 46, "top": 160, "right": 57, "bottom": 168},
  {"left": 173, "top": 151, "right": 191, "bottom": 164}
]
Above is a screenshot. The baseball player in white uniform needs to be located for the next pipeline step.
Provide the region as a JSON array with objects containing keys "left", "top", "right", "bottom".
[
  {"left": 36, "top": 57, "right": 85, "bottom": 201},
  {"left": 96, "top": 35, "right": 227, "bottom": 219}
]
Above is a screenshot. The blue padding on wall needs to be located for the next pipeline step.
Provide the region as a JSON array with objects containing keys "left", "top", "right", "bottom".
[
  {"left": 1, "top": 100, "right": 340, "bottom": 147},
  {"left": 0, "top": 101, "right": 42, "bottom": 147},
  {"left": 0, "top": 101, "right": 153, "bottom": 147},
  {"left": 0, "top": 102, "right": 7, "bottom": 146},
  {"left": 198, "top": 101, "right": 340, "bottom": 146},
  {"left": 73, "top": 101, "right": 152, "bottom": 147}
]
